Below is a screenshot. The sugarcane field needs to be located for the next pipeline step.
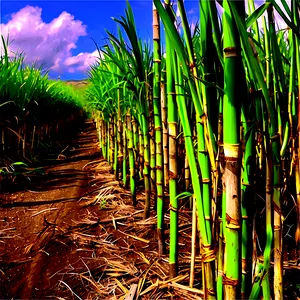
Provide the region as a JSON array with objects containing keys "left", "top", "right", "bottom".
[{"left": 0, "top": 0, "right": 299, "bottom": 299}]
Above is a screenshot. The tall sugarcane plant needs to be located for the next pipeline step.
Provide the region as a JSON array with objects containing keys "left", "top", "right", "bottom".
[
  {"left": 222, "top": 1, "right": 245, "bottom": 298},
  {"left": 153, "top": 2, "right": 165, "bottom": 256},
  {"left": 87, "top": 0, "right": 300, "bottom": 299},
  {"left": 0, "top": 35, "right": 85, "bottom": 166}
]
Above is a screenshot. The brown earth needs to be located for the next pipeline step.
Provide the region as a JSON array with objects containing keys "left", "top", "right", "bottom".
[
  {"left": 64, "top": 79, "right": 89, "bottom": 90},
  {"left": 0, "top": 120, "right": 201, "bottom": 300}
]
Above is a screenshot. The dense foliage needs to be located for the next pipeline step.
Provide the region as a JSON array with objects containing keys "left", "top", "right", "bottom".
[
  {"left": 86, "top": 1, "right": 300, "bottom": 299},
  {"left": 0, "top": 35, "right": 86, "bottom": 164}
]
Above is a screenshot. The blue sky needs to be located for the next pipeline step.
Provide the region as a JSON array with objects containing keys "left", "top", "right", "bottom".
[
  {"left": 0, "top": 1, "right": 288, "bottom": 80},
  {"left": 0, "top": 1, "right": 199, "bottom": 80}
]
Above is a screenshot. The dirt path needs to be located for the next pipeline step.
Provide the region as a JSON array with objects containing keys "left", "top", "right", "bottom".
[
  {"left": 0, "top": 120, "right": 104, "bottom": 298},
  {"left": 0, "top": 120, "right": 199, "bottom": 300}
]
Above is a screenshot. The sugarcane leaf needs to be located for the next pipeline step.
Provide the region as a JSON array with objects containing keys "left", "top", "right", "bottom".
[
  {"left": 246, "top": 2, "right": 271, "bottom": 29},
  {"left": 154, "top": 0, "right": 203, "bottom": 116},
  {"left": 244, "top": 122, "right": 256, "bottom": 143},
  {"left": 207, "top": 1, "right": 224, "bottom": 68},
  {"left": 196, "top": 77, "right": 225, "bottom": 95},
  {"left": 174, "top": 191, "right": 193, "bottom": 201},
  {"left": 267, "top": 9, "right": 287, "bottom": 95},
  {"left": 11, "top": 162, "right": 29, "bottom": 167},
  {"left": 227, "top": 1, "right": 276, "bottom": 135},
  {"left": 268, "top": 0, "right": 299, "bottom": 37},
  {"left": 273, "top": 0, "right": 291, "bottom": 17}
]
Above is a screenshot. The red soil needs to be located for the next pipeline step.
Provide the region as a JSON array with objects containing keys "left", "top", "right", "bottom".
[{"left": 0, "top": 120, "right": 198, "bottom": 299}]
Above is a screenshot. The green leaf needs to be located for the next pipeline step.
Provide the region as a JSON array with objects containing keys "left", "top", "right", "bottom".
[
  {"left": 153, "top": 0, "right": 203, "bottom": 117},
  {"left": 174, "top": 191, "right": 193, "bottom": 201},
  {"left": 227, "top": 1, "right": 277, "bottom": 136},
  {"left": 246, "top": 2, "right": 271, "bottom": 29},
  {"left": 268, "top": 0, "right": 299, "bottom": 37},
  {"left": 11, "top": 162, "right": 29, "bottom": 167}
]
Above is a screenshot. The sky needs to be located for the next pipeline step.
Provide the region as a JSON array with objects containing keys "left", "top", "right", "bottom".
[
  {"left": 0, "top": 1, "right": 156, "bottom": 80},
  {"left": 0, "top": 1, "right": 289, "bottom": 80}
]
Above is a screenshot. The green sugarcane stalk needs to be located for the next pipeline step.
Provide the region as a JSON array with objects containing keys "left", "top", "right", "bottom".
[
  {"left": 132, "top": 116, "right": 138, "bottom": 153},
  {"left": 217, "top": 92, "right": 224, "bottom": 300},
  {"left": 218, "top": 192, "right": 226, "bottom": 300},
  {"left": 176, "top": 2, "right": 216, "bottom": 297},
  {"left": 98, "top": 118, "right": 103, "bottom": 154},
  {"left": 154, "top": 1, "right": 216, "bottom": 296},
  {"left": 150, "top": 123, "right": 156, "bottom": 195},
  {"left": 153, "top": 1, "right": 165, "bottom": 256},
  {"left": 222, "top": 1, "right": 245, "bottom": 298},
  {"left": 107, "top": 118, "right": 111, "bottom": 166},
  {"left": 161, "top": 78, "right": 169, "bottom": 187},
  {"left": 241, "top": 107, "right": 255, "bottom": 299},
  {"left": 267, "top": 6, "right": 283, "bottom": 299},
  {"left": 127, "top": 112, "right": 136, "bottom": 205},
  {"left": 196, "top": 4, "right": 218, "bottom": 292},
  {"left": 131, "top": 116, "right": 139, "bottom": 180},
  {"left": 226, "top": 3, "right": 281, "bottom": 297},
  {"left": 114, "top": 114, "right": 118, "bottom": 178},
  {"left": 262, "top": 150, "right": 273, "bottom": 300},
  {"left": 164, "top": 0, "right": 178, "bottom": 275},
  {"left": 141, "top": 111, "right": 151, "bottom": 219},
  {"left": 102, "top": 119, "right": 107, "bottom": 160},
  {"left": 293, "top": 0, "right": 300, "bottom": 252},
  {"left": 122, "top": 117, "right": 128, "bottom": 188},
  {"left": 149, "top": 103, "right": 156, "bottom": 196},
  {"left": 117, "top": 87, "right": 123, "bottom": 181},
  {"left": 138, "top": 125, "right": 144, "bottom": 180}
]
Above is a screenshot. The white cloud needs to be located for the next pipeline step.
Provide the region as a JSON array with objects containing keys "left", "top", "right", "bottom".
[{"left": 0, "top": 5, "right": 100, "bottom": 75}]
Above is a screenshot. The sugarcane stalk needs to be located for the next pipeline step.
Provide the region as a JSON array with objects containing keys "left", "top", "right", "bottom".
[
  {"left": 189, "top": 195, "right": 197, "bottom": 288},
  {"left": 117, "top": 88, "right": 123, "bottom": 181},
  {"left": 184, "top": 156, "right": 190, "bottom": 192},
  {"left": 267, "top": 6, "right": 283, "bottom": 299},
  {"left": 103, "top": 119, "right": 107, "bottom": 159},
  {"left": 161, "top": 78, "right": 169, "bottom": 187},
  {"left": 165, "top": 7, "right": 178, "bottom": 274},
  {"left": 127, "top": 112, "right": 136, "bottom": 205},
  {"left": 154, "top": 1, "right": 216, "bottom": 296},
  {"left": 292, "top": 0, "right": 300, "bottom": 266},
  {"left": 141, "top": 111, "right": 151, "bottom": 219},
  {"left": 240, "top": 109, "right": 255, "bottom": 299},
  {"left": 150, "top": 121, "right": 156, "bottom": 195},
  {"left": 108, "top": 118, "right": 112, "bottom": 166},
  {"left": 138, "top": 126, "right": 144, "bottom": 180},
  {"left": 222, "top": 1, "right": 245, "bottom": 298},
  {"left": 260, "top": 149, "right": 273, "bottom": 300},
  {"left": 122, "top": 117, "right": 128, "bottom": 188},
  {"left": 216, "top": 219, "right": 224, "bottom": 300},
  {"left": 177, "top": 2, "right": 216, "bottom": 297},
  {"left": 132, "top": 116, "right": 138, "bottom": 155},
  {"left": 153, "top": 1, "right": 165, "bottom": 256},
  {"left": 113, "top": 114, "right": 118, "bottom": 177}
]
